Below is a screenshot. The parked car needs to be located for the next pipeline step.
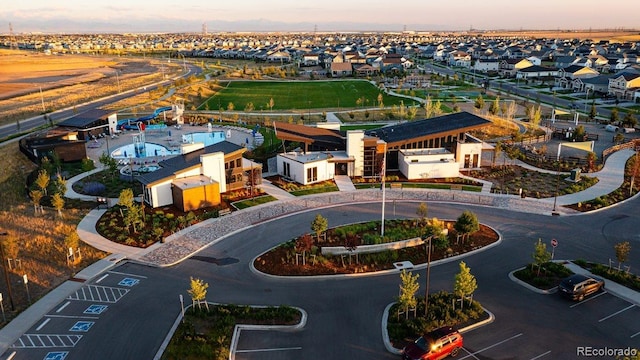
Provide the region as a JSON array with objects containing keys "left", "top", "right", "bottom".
[
  {"left": 558, "top": 274, "right": 605, "bottom": 301},
  {"left": 401, "top": 326, "right": 463, "bottom": 360}
]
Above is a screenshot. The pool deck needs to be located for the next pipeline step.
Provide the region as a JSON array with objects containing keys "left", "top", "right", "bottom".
[{"left": 86, "top": 123, "right": 263, "bottom": 166}]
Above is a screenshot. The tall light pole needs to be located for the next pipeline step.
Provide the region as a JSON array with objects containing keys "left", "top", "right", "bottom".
[
  {"left": 115, "top": 70, "right": 121, "bottom": 93},
  {"left": 424, "top": 235, "right": 433, "bottom": 317},
  {"left": 39, "top": 86, "right": 46, "bottom": 112},
  {"left": 380, "top": 143, "right": 387, "bottom": 237},
  {"left": 0, "top": 232, "right": 15, "bottom": 311}
]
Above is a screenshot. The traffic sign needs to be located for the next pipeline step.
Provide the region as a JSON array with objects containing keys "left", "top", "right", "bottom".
[{"left": 551, "top": 239, "right": 558, "bottom": 247}]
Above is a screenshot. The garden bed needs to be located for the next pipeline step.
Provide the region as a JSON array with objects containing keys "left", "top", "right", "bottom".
[
  {"left": 512, "top": 262, "right": 574, "bottom": 290},
  {"left": 254, "top": 219, "right": 498, "bottom": 276}
]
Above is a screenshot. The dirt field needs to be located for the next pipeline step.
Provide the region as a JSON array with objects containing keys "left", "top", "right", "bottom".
[
  {"left": 0, "top": 49, "right": 175, "bottom": 126},
  {"left": 476, "top": 30, "right": 640, "bottom": 41}
]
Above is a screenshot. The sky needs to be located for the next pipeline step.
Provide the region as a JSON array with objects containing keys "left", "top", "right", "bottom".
[{"left": 2, "top": 0, "right": 639, "bottom": 33}]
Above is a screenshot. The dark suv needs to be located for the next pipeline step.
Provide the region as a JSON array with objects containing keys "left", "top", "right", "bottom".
[
  {"left": 401, "top": 326, "right": 463, "bottom": 360},
  {"left": 559, "top": 274, "right": 605, "bottom": 301}
]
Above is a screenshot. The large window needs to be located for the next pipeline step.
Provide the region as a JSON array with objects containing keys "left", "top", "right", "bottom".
[{"left": 306, "top": 167, "right": 318, "bottom": 183}]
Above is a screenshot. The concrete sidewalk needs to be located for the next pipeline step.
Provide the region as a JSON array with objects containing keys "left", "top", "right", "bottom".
[{"left": 564, "top": 261, "right": 640, "bottom": 306}]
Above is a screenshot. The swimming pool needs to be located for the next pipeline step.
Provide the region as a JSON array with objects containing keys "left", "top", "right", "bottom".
[
  {"left": 182, "top": 131, "right": 226, "bottom": 147},
  {"left": 111, "top": 142, "right": 179, "bottom": 159}
]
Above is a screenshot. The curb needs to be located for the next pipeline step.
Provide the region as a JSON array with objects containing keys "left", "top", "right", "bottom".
[
  {"left": 382, "top": 302, "right": 495, "bottom": 355},
  {"left": 508, "top": 267, "right": 558, "bottom": 295}
]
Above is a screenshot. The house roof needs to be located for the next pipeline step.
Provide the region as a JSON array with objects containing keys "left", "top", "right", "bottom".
[
  {"left": 331, "top": 62, "right": 353, "bottom": 71},
  {"left": 138, "top": 141, "right": 245, "bottom": 185},
  {"left": 274, "top": 122, "right": 345, "bottom": 148},
  {"left": 519, "top": 65, "right": 556, "bottom": 73},
  {"left": 57, "top": 108, "right": 113, "bottom": 129},
  {"left": 364, "top": 112, "right": 491, "bottom": 144}
]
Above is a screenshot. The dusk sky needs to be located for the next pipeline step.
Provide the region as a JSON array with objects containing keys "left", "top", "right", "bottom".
[{"left": 2, "top": 0, "right": 639, "bottom": 33}]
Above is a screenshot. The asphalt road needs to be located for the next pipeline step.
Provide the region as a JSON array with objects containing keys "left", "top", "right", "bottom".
[{"left": 8, "top": 199, "right": 640, "bottom": 360}]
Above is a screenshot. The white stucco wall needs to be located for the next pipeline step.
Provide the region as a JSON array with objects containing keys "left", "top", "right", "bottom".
[
  {"left": 456, "top": 142, "right": 484, "bottom": 169},
  {"left": 149, "top": 179, "right": 174, "bottom": 208},
  {"left": 200, "top": 152, "right": 226, "bottom": 193},
  {"left": 398, "top": 149, "right": 459, "bottom": 180},
  {"left": 277, "top": 153, "right": 334, "bottom": 185},
  {"left": 346, "top": 130, "right": 365, "bottom": 177}
]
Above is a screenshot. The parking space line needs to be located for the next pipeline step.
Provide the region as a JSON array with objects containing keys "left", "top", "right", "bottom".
[
  {"left": 56, "top": 301, "right": 70, "bottom": 313},
  {"left": 530, "top": 350, "right": 551, "bottom": 359},
  {"left": 459, "top": 333, "right": 523, "bottom": 359},
  {"left": 235, "top": 346, "right": 302, "bottom": 353},
  {"left": 95, "top": 274, "right": 109, "bottom": 283},
  {"left": 45, "top": 314, "right": 99, "bottom": 320},
  {"left": 569, "top": 291, "right": 608, "bottom": 308},
  {"left": 36, "top": 319, "right": 50, "bottom": 331},
  {"left": 631, "top": 331, "right": 640, "bottom": 338},
  {"left": 108, "top": 270, "right": 147, "bottom": 278},
  {"left": 461, "top": 347, "right": 480, "bottom": 360},
  {"left": 599, "top": 304, "right": 635, "bottom": 322}
]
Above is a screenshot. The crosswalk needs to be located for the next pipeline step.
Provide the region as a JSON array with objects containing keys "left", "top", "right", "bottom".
[
  {"left": 12, "top": 334, "right": 82, "bottom": 348},
  {"left": 66, "top": 285, "right": 129, "bottom": 303}
]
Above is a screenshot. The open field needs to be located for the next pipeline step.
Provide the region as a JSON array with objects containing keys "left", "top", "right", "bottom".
[
  {"left": 0, "top": 49, "right": 178, "bottom": 126},
  {"left": 0, "top": 143, "right": 108, "bottom": 324},
  {"left": 476, "top": 30, "right": 640, "bottom": 41},
  {"left": 200, "top": 80, "right": 421, "bottom": 111}
]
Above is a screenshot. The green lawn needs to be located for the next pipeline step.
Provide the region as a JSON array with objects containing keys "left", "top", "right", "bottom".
[
  {"left": 232, "top": 195, "right": 278, "bottom": 209},
  {"left": 290, "top": 186, "right": 339, "bottom": 196},
  {"left": 200, "top": 80, "right": 420, "bottom": 111}
]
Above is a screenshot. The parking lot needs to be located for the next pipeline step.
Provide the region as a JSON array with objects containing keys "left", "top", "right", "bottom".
[
  {"left": 7, "top": 270, "right": 146, "bottom": 360},
  {"left": 460, "top": 289, "right": 639, "bottom": 359}
]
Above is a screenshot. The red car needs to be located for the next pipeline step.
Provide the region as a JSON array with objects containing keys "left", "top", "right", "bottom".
[{"left": 401, "top": 326, "right": 463, "bottom": 360}]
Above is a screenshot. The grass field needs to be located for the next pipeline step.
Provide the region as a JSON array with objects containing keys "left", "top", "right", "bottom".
[{"left": 199, "top": 80, "right": 420, "bottom": 111}]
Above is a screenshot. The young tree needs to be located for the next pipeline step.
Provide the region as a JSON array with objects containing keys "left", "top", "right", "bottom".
[
  {"left": 35, "top": 169, "right": 50, "bottom": 196},
  {"left": 51, "top": 193, "right": 65, "bottom": 218},
  {"left": 311, "top": 214, "right": 328, "bottom": 243},
  {"left": 532, "top": 238, "right": 551, "bottom": 276},
  {"left": 54, "top": 173, "right": 67, "bottom": 196},
  {"left": 398, "top": 270, "right": 420, "bottom": 319},
  {"left": 489, "top": 96, "right": 500, "bottom": 115},
  {"left": 416, "top": 203, "right": 428, "bottom": 225},
  {"left": 227, "top": 102, "right": 235, "bottom": 112},
  {"left": 531, "top": 106, "right": 542, "bottom": 126},
  {"left": 474, "top": 94, "right": 485, "bottom": 112},
  {"left": 119, "top": 188, "right": 135, "bottom": 209},
  {"left": 454, "top": 261, "right": 477, "bottom": 309},
  {"left": 610, "top": 107, "right": 619, "bottom": 124},
  {"left": 622, "top": 111, "right": 638, "bottom": 129},
  {"left": 187, "top": 277, "right": 209, "bottom": 311},
  {"left": 589, "top": 102, "right": 597, "bottom": 120},
  {"left": 295, "top": 233, "right": 314, "bottom": 266},
  {"left": 99, "top": 152, "right": 119, "bottom": 177},
  {"left": 614, "top": 241, "right": 631, "bottom": 271},
  {"left": 424, "top": 95, "right": 434, "bottom": 118},
  {"left": 493, "top": 141, "right": 503, "bottom": 168},
  {"left": 454, "top": 210, "right": 479, "bottom": 244},
  {"left": 269, "top": 97, "right": 275, "bottom": 112},
  {"left": 30, "top": 189, "right": 44, "bottom": 215}
]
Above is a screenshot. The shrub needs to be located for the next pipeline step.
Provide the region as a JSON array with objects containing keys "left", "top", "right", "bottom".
[{"left": 82, "top": 181, "right": 106, "bottom": 195}]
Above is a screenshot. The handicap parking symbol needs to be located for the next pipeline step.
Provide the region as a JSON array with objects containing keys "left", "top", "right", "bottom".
[
  {"left": 44, "top": 352, "right": 68, "bottom": 360},
  {"left": 118, "top": 278, "right": 140, "bottom": 287},
  {"left": 84, "top": 304, "right": 108, "bottom": 315},
  {"left": 70, "top": 321, "right": 94, "bottom": 332}
]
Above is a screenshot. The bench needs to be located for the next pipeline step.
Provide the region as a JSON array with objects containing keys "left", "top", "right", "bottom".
[
  {"left": 218, "top": 208, "right": 232, "bottom": 216},
  {"left": 390, "top": 183, "right": 402, "bottom": 189}
]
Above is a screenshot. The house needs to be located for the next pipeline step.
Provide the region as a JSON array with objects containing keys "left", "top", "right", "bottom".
[
  {"left": 19, "top": 127, "right": 87, "bottom": 163},
  {"left": 555, "top": 65, "right": 599, "bottom": 90},
  {"left": 138, "top": 141, "right": 261, "bottom": 211},
  {"left": 331, "top": 62, "right": 353, "bottom": 77},
  {"left": 500, "top": 58, "right": 533, "bottom": 77},
  {"left": 447, "top": 51, "right": 471, "bottom": 68},
  {"left": 515, "top": 65, "right": 558, "bottom": 79},
  {"left": 582, "top": 75, "right": 611, "bottom": 95},
  {"left": 608, "top": 71, "right": 640, "bottom": 100},
  {"left": 473, "top": 59, "right": 500, "bottom": 73},
  {"left": 266, "top": 51, "right": 291, "bottom": 63}
]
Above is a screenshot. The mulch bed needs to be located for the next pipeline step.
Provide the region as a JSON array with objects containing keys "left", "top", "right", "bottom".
[{"left": 254, "top": 222, "right": 498, "bottom": 276}]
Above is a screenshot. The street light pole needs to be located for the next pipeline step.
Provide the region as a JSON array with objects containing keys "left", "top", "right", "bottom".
[
  {"left": 424, "top": 235, "right": 432, "bottom": 317},
  {"left": 0, "top": 232, "right": 15, "bottom": 311}
]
